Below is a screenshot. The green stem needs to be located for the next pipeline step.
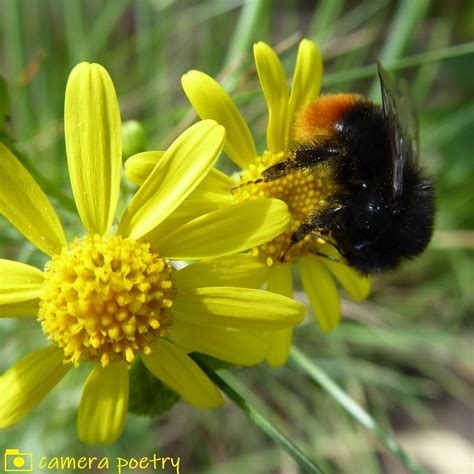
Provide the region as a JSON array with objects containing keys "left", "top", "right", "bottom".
[
  {"left": 290, "top": 346, "right": 427, "bottom": 474},
  {"left": 198, "top": 360, "right": 324, "bottom": 474}
]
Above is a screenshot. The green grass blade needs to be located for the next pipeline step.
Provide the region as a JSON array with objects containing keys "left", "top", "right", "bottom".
[
  {"left": 88, "top": 0, "right": 131, "bottom": 59},
  {"left": 334, "top": 0, "right": 390, "bottom": 37},
  {"left": 309, "top": 0, "right": 346, "bottom": 47},
  {"left": 63, "top": 0, "right": 87, "bottom": 65},
  {"left": 412, "top": 19, "right": 453, "bottom": 103},
  {"left": 290, "top": 346, "right": 427, "bottom": 474},
  {"left": 424, "top": 102, "right": 474, "bottom": 148},
  {"left": 378, "top": 0, "right": 432, "bottom": 62},
  {"left": 3, "top": 0, "right": 32, "bottom": 136},
  {"left": 324, "top": 41, "right": 474, "bottom": 86},
  {"left": 197, "top": 359, "right": 325, "bottom": 474},
  {"left": 369, "top": 0, "right": 431, "bottom": 97},
  {"left": 223, "top": 0, "right": 267, "bottom": 74}
]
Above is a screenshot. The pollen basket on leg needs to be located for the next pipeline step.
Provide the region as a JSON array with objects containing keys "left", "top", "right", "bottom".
[
  {"left": 235, "top": 150, "right": 338, "bottom": 264},
  {"left": 38, "top": 235, "right": 175, "bottom": 367}
]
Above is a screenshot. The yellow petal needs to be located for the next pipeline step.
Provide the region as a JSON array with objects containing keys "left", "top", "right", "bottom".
[
  {"left": 171, "top": 322, "right": 268, "bottom": 366},
  {"left": 156, "top": 198, "right": 290, "bottom": 260},
  {"left": 0, "top": 346, "right": 71, "bottom": 428},
  {"left": 173, "top": 287, "right": 305, "bottom": 330},
  {"left": 142, "top": 339, "right": 223, "bottom": 409},
  {"left": 254, "top": 42, "right": 289, "bottom": 153},
  {"left": 0, "top": 143, "right": 66, "bottom": 256},
  {"left": 300, "top": 256, "right": 340, "bottom": 332},
  {"left": 77, "top": 363, "right": 129, "bottom": 445},
  {"left": 0, "top": 259, "right": 44, "bottom": 304},
  {"left": 0, "top": 300, "right": 39, "bottom": 318},
  {"left": 288, "top": 39, "right": 323, "bottom": 131},
  {"left": 175, "top": 254, "right": 270, "bottom": 290},
  {"left": 323, "top": 259, "right": 371, "bottom": 301},
  {"left": 267, "top": 262, "right": 293, "bottom": 297},
  {"left": 143, "top": 198, "right": 225, "bottom": 244},
  {"left": 118, "top": 120, "right": 225, "bottom": 239},
  {"left": 267, "top": 329, "right": 293, "bottom": 367},
  {"left": 266, "top": 263, "right": 294, "bottom": 367},
  {"left": 124, "top": 151, "right": 164, "bottom": 186},
  {"left": 125, "top": 148, "right": 234, "bottom": 203},
  {"left": 182, "top": 70, "right": 257, "bottom": 169},
  {"left": 189, "top": 168, "right": 235, "bottom": 202},
  {"left": 65, "top": 62, "right": 122, "bottom": 235},
  {"left": 144, "top": 169, "right": 235, "bottom": 243}
]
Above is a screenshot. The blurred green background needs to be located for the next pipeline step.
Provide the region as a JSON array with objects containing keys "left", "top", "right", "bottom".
[{"left": 0, "top": 0, "right": 473, "bottom": 473}]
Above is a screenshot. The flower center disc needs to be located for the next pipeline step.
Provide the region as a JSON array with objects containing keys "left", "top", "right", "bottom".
[
  {"left": 38, "top": 235, "right": 175, "bottom": 367},
  {"left": 236, "top": 151, "right": 338, "bottom": 264}
]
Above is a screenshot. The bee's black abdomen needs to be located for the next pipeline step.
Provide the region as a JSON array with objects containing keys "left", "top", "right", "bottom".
[
  {"left": 332, "top": 165, "right": 435, "bottom": 275},
  {"left": 388, "top": 168, "right": 435, "bottom": 262},
  {"left": 324, "top": 101, "right": 435, "bottom": 275}
]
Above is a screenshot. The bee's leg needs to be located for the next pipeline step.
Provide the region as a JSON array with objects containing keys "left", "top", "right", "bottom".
[
  {"left": 291, "top": 204, "right": 344, "bottom": 243},
  {"left": 308, "top": 231, "right": 337, "bottom": 246},
  {"left": 277, "top": 223, "right": 316, "bottom": 262},
  {"left": 232, "top": 146, "right": 345, "bottom": 191},
  {"left": 287, "top": 205, "right": 346, "bottom": 263},
  {"left": 292, "top": 222, "right": 318, "bottom": 244},
  {"left": 230, "top": 152, "right": 328, "bottom": 191},
  {"left": 310, "top": 251, "right": 341, "bottom": 263},
  {"left": 262, "top": 146, "right": 344, "bottom": 182},
  {"left": 279, "top": 227, "right": 342, "bottom": 263},
  {"left": 279, "top": 208, "right": 344, "bottom": 262}
]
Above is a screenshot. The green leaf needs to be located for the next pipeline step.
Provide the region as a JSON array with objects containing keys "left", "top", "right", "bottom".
[{"left": 129, "top": 358, "right": 180, "bottom": 417}]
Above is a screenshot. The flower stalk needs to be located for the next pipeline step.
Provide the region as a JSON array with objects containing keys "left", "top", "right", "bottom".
[{"left": 197, "top": 357, "right": 325, "bottom": 474}]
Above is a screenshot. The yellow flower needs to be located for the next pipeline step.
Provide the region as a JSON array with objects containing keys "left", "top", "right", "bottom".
[
  {"left": 177, "top": 39, "right": 372, "bottom": 366},
  {"left": 0, "top": 63, "right": 305, "bottom": 444}
]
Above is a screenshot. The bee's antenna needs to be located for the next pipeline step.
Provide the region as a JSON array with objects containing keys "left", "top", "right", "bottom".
[
  {"left": 311, "top": 251, "right": 341, "bottom": 264},
  {"left": 230, "top": 178, "right": 264, "bottom": 194}
]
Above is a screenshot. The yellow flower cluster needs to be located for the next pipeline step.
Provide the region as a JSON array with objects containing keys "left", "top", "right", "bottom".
[{"left": 0, "top": 40, "right": 370, "bottom": 445}]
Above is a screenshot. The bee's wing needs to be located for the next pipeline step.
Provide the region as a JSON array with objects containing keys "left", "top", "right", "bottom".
[{"left": 377, "top": 62, "right": 419, "bottom": 199}]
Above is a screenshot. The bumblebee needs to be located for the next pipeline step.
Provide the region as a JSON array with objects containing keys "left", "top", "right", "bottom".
[{"left": 259, "top": 64, "right": 435, "bottom": 274}]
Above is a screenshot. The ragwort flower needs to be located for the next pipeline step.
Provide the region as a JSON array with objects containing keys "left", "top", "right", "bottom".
[
  {"left": 178, "top": 39, "right": 371, "bottom": 366},
  {"left": 0, "top": 63, "right": 304, "bottom": 444}
]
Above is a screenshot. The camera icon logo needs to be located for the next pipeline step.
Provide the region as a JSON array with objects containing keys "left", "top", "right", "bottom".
[{"left": 3, "top": 450, "right": 33, "bottom": 472}]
